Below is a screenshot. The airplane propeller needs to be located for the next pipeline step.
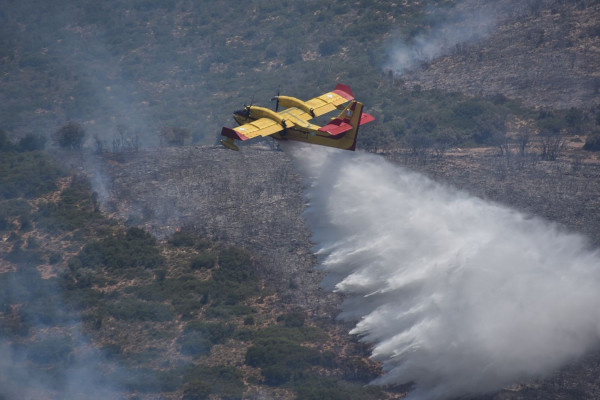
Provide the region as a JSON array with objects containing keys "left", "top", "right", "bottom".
[{"left": 270, "top": 89, "right": 280, "bottom": 112}]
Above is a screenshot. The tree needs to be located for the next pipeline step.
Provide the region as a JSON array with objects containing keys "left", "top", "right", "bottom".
[
  {"left": 54, "top": 122, "right": 85, "bottom": 149},
  {"left": 537, "top": 111, "right": 566, "bottom": 161},
  {"left": 540, "top": 132, "right": 565, "bottom": 160},
  {"left": 159, "top": 126, "right": 191, "bottom": 146},
  {"left": 584, "top": 129, "right": 600, "bottom": 151},
  {"left": 0, "top": 129, "right": 14, "bottom": 152},
  {"left": 18, "top": 133, "right": 46, "bottom": 152}
]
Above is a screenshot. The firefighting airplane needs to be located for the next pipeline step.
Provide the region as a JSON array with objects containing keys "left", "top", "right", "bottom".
[{"left": 220, "top": 84, "right": 374, "bottom": 151}]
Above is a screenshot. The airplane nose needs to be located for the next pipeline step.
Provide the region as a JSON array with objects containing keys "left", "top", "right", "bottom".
[{"left": 234, "top": 108, "right": 250, "bottom": 118}]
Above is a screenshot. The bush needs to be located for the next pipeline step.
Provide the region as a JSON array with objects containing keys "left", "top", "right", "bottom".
[
  {"left": 54, "top": 121, "right": 86, "bottom": 149},
  {"left": 179, "top": 331, "right": 213, "bottom": 356},
  {"left": 74, "top": 227, "right": 163, "bottom": 271},
  {"left": 584, "top": 132, "right": 600, "bottom": 151},
  {"left": 168, "top": 230, "right": 198, "bottom": 247},
  {"left": 117, "top": 367, "right": 182, "bottom": 393},
  {"left": 0, "top": 152, "right": 64, "bottom": 199},
  {"left": 159, "top": 126, "right": 191, "bottom": 146},
  {"left": 27, "top": 335, "right": 73, "bottom": 365},
  {"left": 182, "top": 365, "right": 245, "bottom": 400},
  {"left": 190, "top": 252, "right": 216, "bottom": 270},
  {"left": 293, "top": 376, "right": 384, "bottom": 400},
  {"left": 18, "top": 133, "right": 47, "bottom": 151},
  {"left": 0, "top": 218, "right": 13, "bottom": 231},
  {"left": 0, "top": 129, "right": 13, "bottom": 151},
  {"left": 182, "top": 379, "right": 211, "bottom": 400},
  {"left": 245, "top": 325, "right": 329, "bottom": 386},
  {"left": 33, "top": 175, "right": 102, "bottom": 231},
  {"left": 277, "top": 311, "right": 305, "bottom": 328},
  {"left": 215, "top": 247, "right": 253, "bottom": 283},
  {"left": 246, "top": 338, "right": 323, "bottom": 385},
  {"left": 107, "top": 297, "right": 175, "bottom": 322},
  {"left": 185, "top": 320, "right": 234, "bottom": 340},
  {"left": 0, "top": 199, "right": 31, "bottom": 218}
]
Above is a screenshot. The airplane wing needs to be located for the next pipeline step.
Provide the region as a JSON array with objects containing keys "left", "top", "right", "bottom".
[
  {"left": 304, "top": 83, "right": 355, "bottom": 117},
  {"left": 274, "top": 84, "right": 356, "bottom": 121},
  {"left": 221, "top": 117, "right": 284, "bottom": 141}
]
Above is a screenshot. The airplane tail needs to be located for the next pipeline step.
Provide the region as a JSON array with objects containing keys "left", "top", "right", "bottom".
[{"left": 318, "top": 101, "right": 375, "bottom": 151}]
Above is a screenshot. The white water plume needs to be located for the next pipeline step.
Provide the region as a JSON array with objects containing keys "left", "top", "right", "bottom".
[{"left": 289, "top": 145, "right": 600, "bottom": 399}]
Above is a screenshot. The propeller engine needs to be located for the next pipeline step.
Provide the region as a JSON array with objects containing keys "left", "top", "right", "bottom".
[{"left": 270, "top": 89, "right": 280, "bottom": 112}]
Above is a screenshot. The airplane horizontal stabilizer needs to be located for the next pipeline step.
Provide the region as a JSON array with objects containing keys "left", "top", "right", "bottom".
[
  {"left": 318, "top": 120, "right": 353, "bottom": 136},
  {"left": 360, "top": 112, "right": 375, "bottom": 125},
  {"left": 221, "top": 127, "right": 249, "bottom": 141}
]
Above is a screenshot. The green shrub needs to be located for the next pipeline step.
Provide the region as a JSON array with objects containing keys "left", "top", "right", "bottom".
[
  {"left": 179, "top": 331, "right": 213, "bottom": 356},
  {"left": 0, "top": 199, "right": 31, "bottom": 218},
  {"left": 53, "top": 121, "right": 85, "bottom": 149},
  {"left": 185, "top": 321, "right": 234, "bottom": 340},
  {"left": 126, "top": 277, "right": 212, "bottom": 317},
  {"left": 0, "top": 152, "right": 64, "bottom": 199},
  {"left": 6, "top": 246, "right": 42, "bottom": 267},
  {"left": 34, "top": 176, "right": 103, "bottom": 231},
  {"left": 179, "top": 321, "right": 235, "bottom": 356},
  {"left": 17, "top": 133, "right": 47, "bottom": 151},
  {"left": 0, "top": 218, "right": 13, "bottom": 231},
  {"left": 584, "top": 132, "right": 600, "bottom": 151},
  {"left": 168, "top": 230, "right": 198, "bottom": 247},
  {"left": 292, "top": 376, "right": 384, "bottom": 400},
  {"left": 190, "top": 252, "right": 216, "bottom": 270},
  {"left": 117, "top": 367, "right": 182, "bottom": 393},
  {"left": 101, "top": 343, "right": 123, "bottom": 360},
  {"left": 211, "top": 247, "right": 260, "bottom": 302},
  {"left": 0, "top": 129, "right": 13, "bottom": 152},
  {"left": 182, "top": 379, "right": 211, "bottom": 400},
  {"left": 0, "top": 313, "right": 30, "bottom": 337},
  {"left": 246, "top": 337, "right": 323, "bottom": 385},
  {"left": 74, "top": 227, "right": 163, "bottom": 271},
  {"left": 158, "top": 126, "right": 191, "bottom": 146},
  {"left": 107, "top": 298, "right": 175, "bottom": 322},
  {"left": 277, "top": 311, "right": 305, "bottom": 328},
  {"left": 205, "top": 304, "right": 255, "bottom": 318},
  {"left": 20, "top": 296, "right": 72, "bottom": 325},
  {"left": 245, "top": 324, "right": 329, "bottom": 386},
  {"left": 27, "top": 335, "right": 73, "bottom": 365},
  {"left": 182, "top": 365, "right": 245, "bottom": 400}
]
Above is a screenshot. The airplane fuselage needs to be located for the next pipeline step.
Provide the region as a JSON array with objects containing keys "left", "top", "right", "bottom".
[{"left": 232, "top": 105, "right": 360, "bottom": 150}]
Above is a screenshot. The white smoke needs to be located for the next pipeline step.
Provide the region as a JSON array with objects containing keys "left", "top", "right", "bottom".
[
  {"left": 384, "top": 1, "right": 517, "bottom": 76},
  {"left": 289, "top": 144, "right": 600, "bottom": 399}
]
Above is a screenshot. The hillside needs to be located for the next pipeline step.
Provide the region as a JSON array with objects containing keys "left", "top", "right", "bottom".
[
  {"left": 2, "top": 0, "right": 600, "bottom": 399},
  {"left": 0, "top": 145, "right": 392, "bottom": 400},
  {"left": 1, "top": 0, "right": 599, "bottom": 148},
  {"left": 56, "top": 139, "right": 600, "bottom": 400},
  {"left": 399, "top": 0, "right": 600, "bottom": 110}
]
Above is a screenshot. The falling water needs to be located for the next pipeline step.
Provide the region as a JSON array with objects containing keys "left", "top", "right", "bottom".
[{"left": 290, "top": 145, "right": 600, "bottom": 399}]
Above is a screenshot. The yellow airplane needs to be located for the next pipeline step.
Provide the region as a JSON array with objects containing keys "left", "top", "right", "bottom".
[{"left": 220, "top": 84, "right": 374, "bottom": 151}]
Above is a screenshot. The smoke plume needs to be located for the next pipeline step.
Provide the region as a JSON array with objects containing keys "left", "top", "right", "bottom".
[
  {"left": 384, "top": 1, "right": 521, "bottom": 76},
  {"left": 290, "top": 145, "right": 600, "bottom": 399}
]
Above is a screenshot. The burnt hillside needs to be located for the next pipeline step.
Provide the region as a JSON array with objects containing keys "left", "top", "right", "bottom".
[
  {"left": 93, "top": 145, "right": 339, "bottom": 315},
  {"left": 400, "top": 1, "right": 600, "bottom": 109}
]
